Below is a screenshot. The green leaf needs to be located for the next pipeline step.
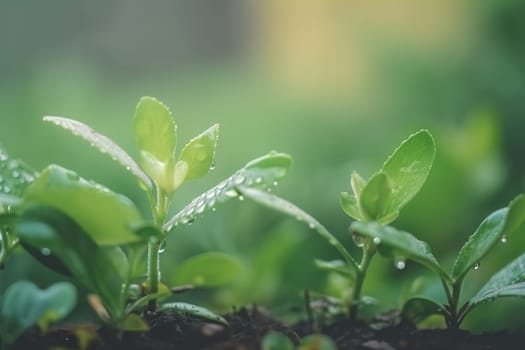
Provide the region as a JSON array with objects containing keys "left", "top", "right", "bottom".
[
  {"left": 0, "top": 281, "right": 76, "bottom": 346},
  {"left": 163, "top": 151, "right": 292, "bottom": 230},
  {"left": 314, "top": 259, "right": 354, "bottom": 279},
  {"left": 120, "top": 314, "right": 149, "bottom": 332},
  {"left": 340, "top": 192, "right": 362, "bottom": 221},
  {"left": 173, "top": 252, "right": 241, "bottom": 287},
  {"left": 159, "top": 302, "right": 228, "bottom": 326},
  {"left": 351, "top": 221, "right": 450, "bottom": 283},
  {"left": 134, "top": 96, "right": 176, "bottom": 164},
  {"left": 452, "top": 195, "right": 525, "bottom": 283},
  {"left": 239, "top": 187, "right": 358, "bottom": 270},
  {"left": 350, "top": 171, "right": 366, "bottom": 198},
  {"left": 23, "top": 165, "right": 145, "bottom": 246},
  {"left": 262, "top": 332, "right": 294, "bottom": 350},
  {"left": 43, "top": 116, "right": 152, "bottom": 189},
  {"left": 469, "top": 252, "right": 525, "bottom": 309},
  {"left": 0, "top": 144, "right": 37, "bottom": 197},
  {"left": 16, "top": 206, "right": 127, "bottom": 320},
  {"left": 359, "top": 171, "right": 394, "bottom": 223},
  {"left": 178, "top": 124, "right": 219, "bottom": 182},
  {"left": 401, "top": 297, "right": 444, "bottom": 324},
  {"left": 298, "top": 334, "right": 337, "bottom": 350},
  {"left": 381, "top": 129, "right": 436, "bottom": 214}
]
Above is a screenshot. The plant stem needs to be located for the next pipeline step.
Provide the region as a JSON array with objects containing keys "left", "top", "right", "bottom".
[
  {"left": 447, "top": 282, "right": 463, "bottom": 330},
  {"left": 349, "top": 244, "right": 375, "bottom": 319}
]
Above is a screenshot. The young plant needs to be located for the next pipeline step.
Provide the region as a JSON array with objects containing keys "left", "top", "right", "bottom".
[
  {"left": 0, "top": 280, "right": 76, "bottom": 349},
  {"left": 237, "top": 130, "right": 436, "bottom": 319},
  {"left": 6, "top": 96, "right": 292, "bottom": 330}
]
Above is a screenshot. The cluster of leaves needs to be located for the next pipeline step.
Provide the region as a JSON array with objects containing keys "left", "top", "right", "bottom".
[
  {"left": 238, "top": 130, "right": 525, "bottom": 329},
  {"left": 0, "top": 97, "right": 292, "bottom": 345}
]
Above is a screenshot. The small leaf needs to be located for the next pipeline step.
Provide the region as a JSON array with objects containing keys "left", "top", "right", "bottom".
[
  {"left": 159, "top": 302, "right": 228, "bottom": 326},
  {"left": 340, "top": 192, "right": 362, "bottom": 221},
  {"left": 452, "top": 195, "right": 525, "bottom": 283},
  {"left": 120, "top": 314, "right": 149, "bottom": 332},
  {"left": 0, "top": 281, "right": 76, "bottom": 346},
  {"left": 178, "top": 124, "right": 219, "bottom": 181},
  {"left": 163, "top": 151, "right": 292, "bottom": 231},
  {"left": 359, "top": 171, "right": 394, "bottom": 223},
  {"left": 351, "top": 221, "right": 450, "bottom": 283},
  {"left": 401, "top": 297, "right": 444, "bottom": 324},
  {"left": 16, "top": 206, "right": 127, "bottom": 320},
  {"left": 0, "top": 144, "right": 37, "bottom": 197},
  {"left": 134, "top": 96, "right": 176, "bottom": 164},
  {"left": 43, "top": 116, "right": 152, "bottom": 189},
  {"left": 298, "top": 334, "right": 337, "bottom": 350},
  {"left": 314, "top": 259, "right": 354, "bottom": 279},
  {"left": 23, "top": 165, "right": 145, "bottom": 246},
  {"left": 174, "top": 252, "right": 241, "bottom": 287},
  {"left": 350, "top": 171, "right": 366, "bottom": 198},
  {"left": 381, "top": 129, "right": 436, "bottom": 214},
  {"left": 469, "top": 252, "right": 525, "bottom": 309},
  {"left": 239, "top": 187, "right": 358, "bottom": 270},
  {"left": 261, "top": 332, "right": 294, "bottom": 350}
]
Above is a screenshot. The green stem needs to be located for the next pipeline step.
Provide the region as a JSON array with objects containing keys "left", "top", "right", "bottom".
[
  {"left": 349, "top": 244, "right": 375, "bottom": 319},
  {"left": 447, "top": 281, "right": 463, "bottom": 330}
]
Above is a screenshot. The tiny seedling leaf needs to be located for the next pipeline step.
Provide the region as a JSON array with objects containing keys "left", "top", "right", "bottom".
[
  {"left": 239, "top": 187, "right": 358, "bottom": 270},
  {"left": 381, "top": 129, "right": 436, "bottom": 214},
  {"left": 298, "top": 334, "right": 338, "bottom": 350},
  {"left": 350, "top": 171, "right": 366, "bottom": 198},
  {"left": 401, "top": 297, "right": 444, "bottom": 324},
  {"left": 159, "top": 302, "right": 228, "bottom": 326},
  {"left": 163, "top": 151, "right": 292, "bottom": 231},
  {"left": 340, "top": 192, "right": 362, "bottom": 221},
  {"left": 0, "top": 281, "right": 76, "bottom": 347},
  {"left": 261, "top": 332, "right": 294, "bottom": 350},
  {"left": 173, "top": 252, "right": 241, "bottom": 287},
  {"left": 0, "top": 144, "right": 37, "bottom": 197},
  {"left": 43, "top": 116, "right": 152, "bottom": 189},
  {"left": 23, "top": 165, "right": 146, "bottom": 246},
  {"left": 452, "top": 195, "right": 525, "bottom": 283},
  {"left": 469, "top": 252, "right": 525, "bottom": 309},
  {"left": 16, "top": 206, "right": 128, "bottom": 320},
  {"left": 120, "top": 314, "right": 150, "bottom": 332},
  {"left": 359, "top": 171, "right": 394, "bottom": 223},
  {"left": 178, "top": 124, "right": 219, "bottom": 181},
  {"left": 351, "top": 221, "right": 450, "bottom": 283}
]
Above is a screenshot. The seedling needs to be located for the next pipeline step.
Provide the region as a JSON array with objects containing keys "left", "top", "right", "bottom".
[
  {"left": 1, "top": 97, "right": 292, "bottom": 331},
  {"left": 0, "top": 280, "right": 76, "bottom": 349},
  {"left": 238, "top": 130, "right": 436, "bottom": 319}
]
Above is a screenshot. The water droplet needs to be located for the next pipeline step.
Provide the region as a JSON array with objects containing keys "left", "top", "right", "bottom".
[
  {"left": 159, "top": 240, "right": 167, "bottom": 253},
  {"left": 217, "top": 181, "right": 227, "bottom": 190},
  {"left": 308, "top": 222, "right": 315, "bottom": 229},
  {"left": 395, "top": 259, "right": 406, "bottom": 270},
  {"left": 266, "top": 187, "right": 272, "bottom": 192},
  {"left": 196, "top": 203, "right": 206, "bottom": 214},
  {"left": 473, "top": 262, "right": 480, "bottom": 270},
  {"left": 7, "top": 160, "right": 18, "bottom": 170},
  {"left": 233, "top": 175, "right": 245, "bottom": 185},
  {"left": 328, "top": 238, "right": 338, "bottom": 245},
  {"left": 351, "top": 232, "right": 365, "bottom": 248},
  {"left": 11, "top": 171, "right": 20, "bottom": 179},
  {"left": 225, "top": 189, "right": 238, "bottom": 198},
  {"left": 238, "top": 195, "right": 245, "bottom": 201},
  {"left": 210, "top": 163, "right": 216, "bottom": 170},
  {"left": 212, "top": 207, "right": 217, "bottom": 212},
  {"left": 272, "top": 181, "right": 278, "bottom": 186},
  {"left": 501, "top": 235, "right": 508, "bottom": 244},
  {"left": 372, "top": 237, "right": 381, "bottom": 245},
  {"left": 206, "top": 190, "right": 216, "bottom": 200},
  {"left": 3, "top": 186, "right": 11, "bottom": 193},
  {"left": 41, "top": 248, "right": 51, "bottom": 256},
  {"left": 125, "top": 166, "right": 131, "bottom": 171}
]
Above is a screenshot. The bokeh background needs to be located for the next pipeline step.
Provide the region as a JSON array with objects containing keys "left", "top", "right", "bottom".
[{"left": 1, "top": 0, "right": 525, "bottom": 331}]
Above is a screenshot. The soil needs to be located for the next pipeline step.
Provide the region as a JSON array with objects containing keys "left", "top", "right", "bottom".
[{"left": 13, "top": 306, "right": 525, "bottom": 350}]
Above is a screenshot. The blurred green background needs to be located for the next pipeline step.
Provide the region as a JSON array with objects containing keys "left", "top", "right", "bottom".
[{"left": 1, "top": 0, "right": 525, "bottom": 331}]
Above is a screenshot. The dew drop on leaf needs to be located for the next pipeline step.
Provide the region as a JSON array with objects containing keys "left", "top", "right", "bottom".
[
  {"left": 238, "top": 195, "right": 245, "bottom": 201},
  {"left": 159, "top": 240, "right": 167, "bottom": 253},
  {"left": 351, "top": 232, "right": 365, "bottom": 248},
  {"left": 473, "top": 262, "right": 480, "bottom": 270},
  {"left": 41, "top": 248, "right": 51, "bottom": 256},
  {"left": 210, "top": 163, "right": 216, "bottom": 171},
  {"left": 394, "top": 259, "right": 406, "bottom": 270},
  {"left": 372, "top": 237, "right": 381, "bottom": 245},
  {"left": 308, "top": 222, "right": 315, "bottom": 229},
  {"left": 272, "top": 181, "right": 278, "bottom": 186},
  {"left": 501, "top": 235, "right": 508, "bottom": 244}
]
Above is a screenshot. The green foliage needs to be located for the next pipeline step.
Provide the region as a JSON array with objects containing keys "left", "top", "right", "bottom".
[
  {"left": 0, "top": 281, "right": 76, "bottom": 348},
  {"left": 173, "top": 252, "right": 241, "bottom": 287},
  {"left": 159, "top": 302, "right": 228, "bottom": 325},
  {"left": 262, "top": 332, "right": 337, "bottom": 350}
]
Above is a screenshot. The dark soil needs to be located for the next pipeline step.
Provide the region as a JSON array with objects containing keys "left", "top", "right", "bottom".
[{"left": 14, "top": 306, "right": 525, "bottom": 350}]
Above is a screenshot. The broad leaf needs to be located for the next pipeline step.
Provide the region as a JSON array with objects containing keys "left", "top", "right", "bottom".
[
  {"left": 16, "top": 206, "right": 127, "bottom": 320},
  {"left": 23, "top": 165, "right": 146, "bottom": 245},
  {"left": 43, "top": 116, "right": 152, "bottom": 189},
  {"left": 262, "top": 332, "right": 294, "bottom": 350},
  {"left": 173, "top": 252, "right": 241, "bottom": 287},
  {"left": 351, "top": 221, "right": 450, "bottom": 283},
  {"left": 359, "top": 171, "right": 394, "bottom": 223},
  {"left": 239, "top": 187, "right": 358, "bottom": 270},
  {"left": 159, "top": 302, "right": 227, "bottom": 325},
  {"left": 340, "top": 192, "right": 362, "bottom": 221},
  {"left": 452, "top": 195, "right": 525, "bottom": 282},
  {"left": 163, "top": 151, "right": 292, "bottom": 230},
  {"left": 0, "top": 281, "right": 76, "bottom": 347},
  {"left": 401, "top": 297, "right": 443, "bottom": 324},
  {"left": 178, "top": 124, "right": 219, "bottom": 181},
  {"left": 298, "top": 335, "right": 337, "bottom": 350},
  {"left": 381, "top": 129, "right": 436, "bottom": 214},
  {"left": 0, "top": 144, "right": 37, "bottom": 197},
  {"left": 469, "top": 252, "right": 525, "bottom": 308},
  {"left": 134, "top": 96, "right": 176, "bottom": 164}
]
